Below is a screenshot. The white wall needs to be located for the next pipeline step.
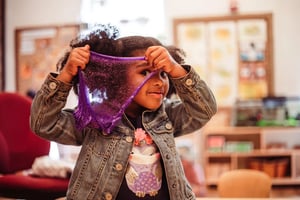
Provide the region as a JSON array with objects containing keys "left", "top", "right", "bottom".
[{"left": 5, "top": 0, "right": 300, "bottom": 98}]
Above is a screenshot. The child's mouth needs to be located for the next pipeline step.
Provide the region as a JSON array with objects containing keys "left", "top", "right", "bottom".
[{"left": 148, "top": 91, "right": 164, "bottom": 98}]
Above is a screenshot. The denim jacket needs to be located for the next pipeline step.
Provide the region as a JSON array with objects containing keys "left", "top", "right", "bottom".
[{"left": 30, "top": 66, "right": 217, "bottom": 200}]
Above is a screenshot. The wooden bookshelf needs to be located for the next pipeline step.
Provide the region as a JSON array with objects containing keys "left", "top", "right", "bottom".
[{"left": 203, "top": 126, "right": 300, "bottom": 186}]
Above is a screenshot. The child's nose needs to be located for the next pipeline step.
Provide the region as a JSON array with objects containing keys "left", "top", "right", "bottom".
[{"left": 151, "top": 71, "right": 164, "bottom": 86}]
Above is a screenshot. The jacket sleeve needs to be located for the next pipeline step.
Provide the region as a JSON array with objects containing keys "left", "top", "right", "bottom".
[
  {"left": 30, "top": 73, "right": 84, "bottom": 145},
  {"left": 165, "top": 65, "right": 217, "bottom": 136}
]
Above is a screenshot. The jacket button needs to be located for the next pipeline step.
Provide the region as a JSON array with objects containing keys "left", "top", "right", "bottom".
[
  {"left": 125, "top": 136, "right": 133, "bottom": 143},
  {"left": 115, "top": 163, "right": 123, "bottom": 171},
  {"left": 185, "top": 79, "right": 193, "bottom": 86},
  {"left": 165, "top": 123, "right": 172, "bottom": 130},
  {"left": 49, "top": 82, "right": 57, "bottom": 90},
  {"left": 104, "top": 192, "right": 112, "bottom": 200}
]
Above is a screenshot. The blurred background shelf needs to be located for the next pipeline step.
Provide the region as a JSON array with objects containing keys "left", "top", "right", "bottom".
[{"left": 203, "top": 127, "right": 300, "bottom": 186}]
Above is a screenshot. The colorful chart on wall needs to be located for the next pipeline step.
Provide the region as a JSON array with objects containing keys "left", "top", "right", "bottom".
[
  {"left": 237, "top": 19, "right": 268, "bottom": 99},
  {"left": 173, "top": 13, "right": 273, "bottom": 107}
]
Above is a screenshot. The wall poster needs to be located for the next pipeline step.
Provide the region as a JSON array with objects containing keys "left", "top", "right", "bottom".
[
  {"left": 173, "top": 13, "right": 273, "bottom": 107},
  {"left": 15, "top": 24, "right": 80, "bottom": 96}
]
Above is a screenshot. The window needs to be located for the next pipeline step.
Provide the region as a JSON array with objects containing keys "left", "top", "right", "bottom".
[{"left": 80, "top": 0, "right": 166, "bottom": 39}]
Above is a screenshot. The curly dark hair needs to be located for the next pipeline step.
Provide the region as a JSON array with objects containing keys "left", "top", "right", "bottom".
[{"left": 56, "top": 24, "right": 186, "bottom": 97}]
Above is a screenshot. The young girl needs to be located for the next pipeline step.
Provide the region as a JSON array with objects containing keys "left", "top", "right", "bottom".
[{"left": 30, "top": 24, "right": 217, "bottom": 200}]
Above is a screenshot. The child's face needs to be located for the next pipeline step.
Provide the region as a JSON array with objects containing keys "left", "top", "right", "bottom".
[{"left": 125, "top": 50, "right": 169, "bottom": 116}]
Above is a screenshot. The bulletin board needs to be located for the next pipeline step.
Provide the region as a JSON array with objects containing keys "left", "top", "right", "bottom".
[
  {"left": 15, "top": 24, "right": 80, "bottom": 95},
  {"left": 173, "top": 13, "right": 274, "bottom": 107}
]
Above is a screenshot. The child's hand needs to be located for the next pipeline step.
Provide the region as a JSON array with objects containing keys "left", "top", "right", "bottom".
[
  {"left": 145, "top": 46, "right": 187, "bottom": 78},
  {"left": 57, "top": 45, "right": 90, "bottom": 83}
]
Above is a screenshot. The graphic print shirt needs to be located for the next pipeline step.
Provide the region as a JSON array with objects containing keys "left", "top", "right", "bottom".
[{"left": 116, "top": 116, "right": 169, "bottom": 199}]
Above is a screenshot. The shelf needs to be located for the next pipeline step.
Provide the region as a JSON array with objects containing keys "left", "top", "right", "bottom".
[
  {"left": 206, "top": 149, "right": 295, "bottom": 157},
  {"left": 203, "top": 127, "right": 300, "bottom": 186}
]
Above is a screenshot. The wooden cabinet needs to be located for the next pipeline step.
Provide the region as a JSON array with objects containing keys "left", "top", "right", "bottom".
[{"left": 203, "top": 126, "right": 300, "bottom": 185}]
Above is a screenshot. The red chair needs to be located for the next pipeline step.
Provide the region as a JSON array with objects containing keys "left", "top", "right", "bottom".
[{"left": 0, "top": 92, "right": 69, "bottom": 200}]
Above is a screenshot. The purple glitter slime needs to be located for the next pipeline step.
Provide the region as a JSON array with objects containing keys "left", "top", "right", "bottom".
[{"left": 74, "top": 51, "right": 155, "bottom": 134}]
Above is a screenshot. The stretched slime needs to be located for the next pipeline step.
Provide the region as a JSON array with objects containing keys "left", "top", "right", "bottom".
[{"left": 74, "top": 51, "right": 155, "bottom": 133}]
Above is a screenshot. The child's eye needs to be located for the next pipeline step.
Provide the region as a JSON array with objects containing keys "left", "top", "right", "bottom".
[
  {"left": 160, "top": 71, "right": 168, "bottom": 78},
  {"left": 141, "top": 70, "right": 151, "bottom": 76}
]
